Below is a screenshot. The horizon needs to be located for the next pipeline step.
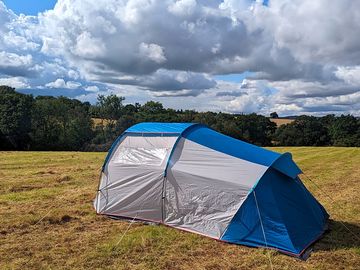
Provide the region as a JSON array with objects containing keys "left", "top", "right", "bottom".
[
  {"left": 5, "top": 86, "right": 357, "bottom": 118},
  {"left": 0, "top": 0, "right": 359, "bottom": 116}
]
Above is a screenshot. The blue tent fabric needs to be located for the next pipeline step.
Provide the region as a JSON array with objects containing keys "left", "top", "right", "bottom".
[
  {"left": 126, "top": 122, "right": 198, "bottom": 134},
  {"left": 98, "top": 122, "right": 329, "bottom": 258},
  {"left": 221, "top": 168, "right": 329, "bottom": 257}
]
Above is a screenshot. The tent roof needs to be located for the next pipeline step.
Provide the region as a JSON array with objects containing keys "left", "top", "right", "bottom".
[
  {"left": 110, "top": 122, "right": 302, "bottom": 179},
  {"left": 126, "top": 122, "right": 199, "bottom": 134}
]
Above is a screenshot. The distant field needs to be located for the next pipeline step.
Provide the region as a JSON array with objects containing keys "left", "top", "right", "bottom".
[
  {"left": 269, "top": 118, "right": 295, "bottom": 127},
  {"left": 92, "top": 118, "right": 113, "bottom": 126},
  {"left": 0, "top": 148, "right": 359, "bottom": 269}
]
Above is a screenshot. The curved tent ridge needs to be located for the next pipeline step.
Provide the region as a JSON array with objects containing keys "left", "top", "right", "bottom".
[{"left": 125, "top": 122, "right": 199, "bottom": 134}]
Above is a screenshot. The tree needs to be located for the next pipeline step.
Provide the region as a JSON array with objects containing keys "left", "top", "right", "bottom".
[
  {"left": 139, "top": 101, "right": 164, "bottom": 114},
  {"left": 31, "top": 96, "right": 93, "bottom": 150},
  {"left": 137, "top": 101, "right": 181, "bottom": 122},
  {"left": 193, "top": 112, "right": 217, "bottom": 127},
  {"left": 327, "top": 115, "right": 360, "bottom": 146},
  {"left": 270, "top": 112, "right": 279, "bottom": 118},
  {"left": 0, "top": 86, "right": 33, "bottom": 149},
  {"left": 180, "top": 110, "right": 196, "bottom": 122},
  {"left": 274, "top": 116, "right": 330, "bottom": 146},
  {"left": 234, "top": 114, "right": 277, "bottom": 145},
  {"left": 90, "top": 94, "right": 125, "bottom": 146},
  {"left": 96, "top": 94, "right": 124, "bottom": 125}
]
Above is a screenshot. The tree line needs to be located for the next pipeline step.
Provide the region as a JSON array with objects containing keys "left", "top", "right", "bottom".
[{"left": 0, "top": 85, "right": 359, "bottom": 151}]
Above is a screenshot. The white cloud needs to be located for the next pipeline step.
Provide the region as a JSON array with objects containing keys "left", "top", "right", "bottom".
[
  {"left": 45, "top": 78, "right": 81, "bottom": 89},
  {"left": 68, "top": 70, "right": 80, "bottom": 80},
  {"left": 0, "top": 77, "right": 29, "bottom": 89},
  {"left": 85, "top": 85, "right": 100, "bottom": 92},
  {"left": 0, "top": 52, "right": 32, "bottom": 68},
  {"left": 72, "top": 32, "right": 106, "bottom": 58},
  {"left": 168, "top": 0, "right": 197, "bottom": 16},
  {"left": 335, "top": 66, "right": 360, "bottom": 86},
  {"left": 3, "top": 31, "right": 39, "bottom": 51},
  {"left": 215, "top": 79, "right": 272, "bottom": 114},
  {"left": 139, "top": 42, "right": 167, "bottom": 64}
]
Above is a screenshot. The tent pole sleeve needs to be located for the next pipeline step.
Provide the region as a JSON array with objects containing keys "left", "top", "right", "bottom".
[{"left": 163, "top": 123, "right": 202, "bottom": 177}]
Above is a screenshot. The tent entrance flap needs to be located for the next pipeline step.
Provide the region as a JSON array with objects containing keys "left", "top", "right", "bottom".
[{"left": 95, "top": 134, "right": 178, "bottom": 221}]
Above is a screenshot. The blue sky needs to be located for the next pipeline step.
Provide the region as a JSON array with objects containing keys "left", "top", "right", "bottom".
[
  {"left": 0, "top": 0, "right": 359, "bottom": 116},
  {"left": 2, "top": 0, "right": 56, "bottom": 15},
  {"left": 214, "top": 72, "right": 250, "bottom": 83}
]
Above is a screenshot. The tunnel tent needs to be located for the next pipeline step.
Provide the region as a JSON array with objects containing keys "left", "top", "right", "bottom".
[{"left": 94, "top": 122, "right": 329, "bottom": 258}]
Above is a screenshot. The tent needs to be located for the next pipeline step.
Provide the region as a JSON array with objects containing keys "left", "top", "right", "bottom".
[{"left": 94, "top": 122, "right": 329, "bottom": 258}]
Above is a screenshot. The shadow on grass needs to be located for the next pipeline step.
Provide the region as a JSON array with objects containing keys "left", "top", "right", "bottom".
[{"left": 313, "top": 219, "right": 360, "bottom": 252}]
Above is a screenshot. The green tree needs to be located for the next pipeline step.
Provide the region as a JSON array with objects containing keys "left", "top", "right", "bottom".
[
  {"left": 139, "top": 101, "right": 164, "bottom": 114},
  {"left": 31, "top": 96, "right": 93, "bottom": 150},
  {"left": 193, "top": 112, "right": 217, "bottom": 127},
  {"left": 96, "top": 94, "right": 125, "bottom": 125},
  {"left": 137, "top": 101, "right": 181, "bottom": 122},
  {"left": 274, "top": 116, "right": 330, "bottom": 146},
  {"left": 0, "top": 86, "right": 33, "bottom": 149},
  {"left": 234, "top": 114, "right": 276, "bottom": 145},
  {"left": 327, "top": 115, "right": 360, "bottom": 146},
  {"left": 90, "top": 94, "right": 125, "bottom": 146},
  {"left": 179, "top": 110, "right": 196, "bottom": 122}
]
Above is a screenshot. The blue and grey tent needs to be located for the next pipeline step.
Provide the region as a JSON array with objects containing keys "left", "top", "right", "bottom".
[{"left": 94, "top": 122, "right": 329, "bottom": 258}]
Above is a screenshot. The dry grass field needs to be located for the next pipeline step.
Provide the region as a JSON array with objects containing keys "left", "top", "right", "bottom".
[
  {"left": 269, "top": 118, "right": 295, "bottom": 127},
  {"left": 0, "top": 148, "right": 359, "bottom": 270},
  {"left": 92, "top": 118, "right": 113, "bottom": 127}
]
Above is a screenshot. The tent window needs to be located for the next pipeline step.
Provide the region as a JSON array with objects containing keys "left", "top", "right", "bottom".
[
  {"left": 110, "top": 135, "right": 177, "bottom": 167},
  {"left": 113, "top": 146, "right": 168, "bottom": 166}
]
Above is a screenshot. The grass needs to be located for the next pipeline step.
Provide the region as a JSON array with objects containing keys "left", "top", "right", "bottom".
[{"left": 0, "top": 148, "right": 359, "bottom": 269}]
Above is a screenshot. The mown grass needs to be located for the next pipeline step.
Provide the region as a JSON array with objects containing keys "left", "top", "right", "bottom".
[{"left": 0, "top": 148, "right": 359, "bottom": 269}]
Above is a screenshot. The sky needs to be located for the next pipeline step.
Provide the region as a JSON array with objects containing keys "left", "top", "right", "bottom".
[
  {"left": 0, "top": 0, "right": 359, "bottom": 116},
  {"left": 2, "top": 0, "right": 57, "bottom": 15}
]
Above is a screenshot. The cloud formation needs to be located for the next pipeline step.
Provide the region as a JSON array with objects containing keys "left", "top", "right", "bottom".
[{"left": 0, "top": 0, "right": 359, "bottom": 115}]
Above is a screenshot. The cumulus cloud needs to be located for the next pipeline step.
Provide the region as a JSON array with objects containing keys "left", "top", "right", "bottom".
[
  {"left": 0, "top": 52, "right": 32, "bottom": 67},
  {"left": 0, "top": 0, "right": 359, "bottom": 115},
  {"left": 215, "top": 79, "right": 274, "bottom": 114},
  {"left": 0, "top": 52, "right": 34, "bottom": 76},
  {"left": 335, "top": 66, "right": 360, "bottom": 86},
  {"left": 168, "top": 0, "right": 197, "bottom": 16},
  {"left": 139, "top": 43, "right": 166, "bottom": 64},
  {"left": 92, "top": 69, "right": 216, "bottom": 93},
  {"left": 0, "top": 76, "right": 29, "bottom": 88},
  {"left": 72, "top": 32, "right": 106, "bottom": 58},
  {"left": 45, "top": 78, "right": 81, "bottom": 89},
  {"left": 85, "top": 85, "right": 100, "bottom": 92}
]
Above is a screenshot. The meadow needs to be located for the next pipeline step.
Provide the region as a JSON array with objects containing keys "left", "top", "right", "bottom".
[{"left": 0, "top": 148, "right": 359, "bottom": 270}]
